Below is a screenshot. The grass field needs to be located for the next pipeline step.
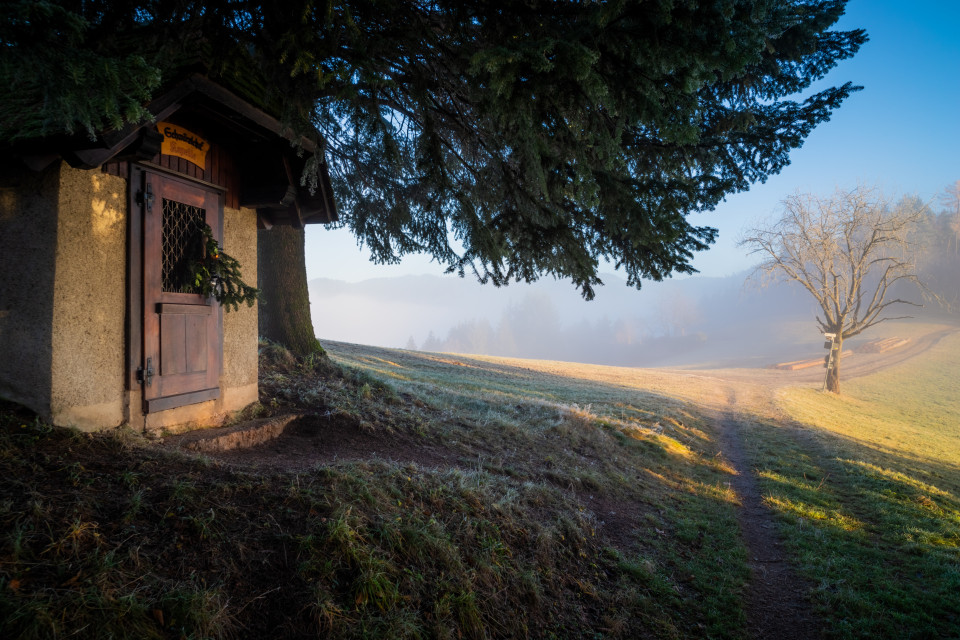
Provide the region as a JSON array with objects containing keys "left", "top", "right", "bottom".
[
  {"left": 742, "top": 330, "right": 960, "bottom": 638},
  {"left": 0, "top": 328, "right": 957, "bottom": 638},
  {"left": 288, "top": 342, "right": 756, "bottom": 638},
  {"left": 777, "top": 331, "right": 960, "bottom": 486},
  {"left": 0, "top": 342, "right": 750, "bottom": 639},
  {"left": 329, "top": 331, "right": 960, "bottom": 638}
]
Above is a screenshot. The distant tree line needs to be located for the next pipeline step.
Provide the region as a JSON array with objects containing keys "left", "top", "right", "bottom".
[
  {"left": 913, "top": 183, "right": 960, "bottom": 310},
  {"left": 879, "top": 184, "right": 960, "bottom": 313},
  {"left": 408, "top": 291, "right": 713, "bottom": 365}
]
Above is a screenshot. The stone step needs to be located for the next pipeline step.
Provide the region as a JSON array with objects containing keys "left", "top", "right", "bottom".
[{"left": 166, "top": 414, "right": 300, "bottom": 453}]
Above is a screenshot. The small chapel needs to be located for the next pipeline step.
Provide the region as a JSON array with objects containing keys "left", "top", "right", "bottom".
[{"left": 0, "top": 73, "right": 336, "bottom": 433}]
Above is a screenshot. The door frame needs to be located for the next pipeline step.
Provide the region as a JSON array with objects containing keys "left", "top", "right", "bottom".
[{"left": 126, "top": 163, "right": 226, "bottom": 413}]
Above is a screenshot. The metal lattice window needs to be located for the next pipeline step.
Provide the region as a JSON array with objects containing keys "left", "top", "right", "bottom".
[{"left": 161, "top": 198, "right": 206, "bottom": 293}]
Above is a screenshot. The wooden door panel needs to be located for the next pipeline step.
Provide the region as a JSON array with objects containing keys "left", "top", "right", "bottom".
[
  {"left": 141, "top": 169, "right": 223, "bottom": 413},
  {"left": 159, "top": 178, "right": 209, "bottom": 208},
  {"left": 158, "top": 305, "right": 211, "bottom": 375},
  {"left": 185, "top": 315, "right": 208, "bottom": 373},
  {"left": 157, "top": 303, "right": 213, "bottom": 315},
  {"left": 156, "top": 371, "right": 211, "bottom": 398},
  {"left": 159, "top": 313, "right": 187, "bottom": 375}
]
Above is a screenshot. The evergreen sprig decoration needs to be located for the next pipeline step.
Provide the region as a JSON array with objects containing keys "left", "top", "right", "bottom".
[{"left": 190, "top": 224, "right": 260, "bottom": 311}]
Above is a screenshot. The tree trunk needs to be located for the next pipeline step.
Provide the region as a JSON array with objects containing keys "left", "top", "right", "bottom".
[
  {"left": 826, "top": 336, "right": 842, "bottom": 393},
  {"left": 257, "top": 226, "right": 322, "bottom": 356}
]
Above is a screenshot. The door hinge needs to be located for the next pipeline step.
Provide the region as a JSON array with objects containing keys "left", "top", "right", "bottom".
[
  {"left": 136, "top": 357, "right": 154, "bottom": 387},
  {"left": 137, "top": 182, "right": 154, "bottom": 213}
]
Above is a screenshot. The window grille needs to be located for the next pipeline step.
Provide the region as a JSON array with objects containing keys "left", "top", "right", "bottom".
[{"left": 161, "top": 198, "right": 206, "bottom": 293}]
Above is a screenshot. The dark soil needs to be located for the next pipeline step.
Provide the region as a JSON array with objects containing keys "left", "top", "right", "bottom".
[
  {"left": 196, "top": 411, "right": 462, "bottom": 471},
  {"left": 164, "top": 410, "right": 652, "bottom": 558}
]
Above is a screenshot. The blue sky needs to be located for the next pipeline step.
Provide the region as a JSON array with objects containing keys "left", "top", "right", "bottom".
[{"left": 305, "top": 0, "right": 960, "bottom": 285}]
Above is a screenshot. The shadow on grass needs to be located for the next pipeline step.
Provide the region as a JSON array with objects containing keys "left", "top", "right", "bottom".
[
  {"left": 739, "top": 412, "right": 960, "bottom": 639},
  {"left": 0, "top": 338, "right": 752, "bottom": 640}
]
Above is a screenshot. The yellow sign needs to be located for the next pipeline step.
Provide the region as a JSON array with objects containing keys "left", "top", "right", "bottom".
[{"left": 157, "top": 122, "right": 209, "bottom": 168}]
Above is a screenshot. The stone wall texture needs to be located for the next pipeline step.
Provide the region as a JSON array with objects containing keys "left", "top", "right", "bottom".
[
  {"left": 0, "top": 164, "right": 59, "bottom": 415},
  {"left": 220, "top": 205, "right": 259, "bottom": 411},
  {"left": 50, "top": 166, "right": 128, "bottom": 429}
]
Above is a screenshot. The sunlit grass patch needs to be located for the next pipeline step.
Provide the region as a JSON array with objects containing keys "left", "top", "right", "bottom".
[
  {"left": 778, "top": 331, "right": 960, "bottom": 486},
  {"left": 691, "top": 479, "right": 740, "bottom": 504},
  {"left": 743, "top": 410, "right": 960, "bottom": 638},
  {"left": 757, "top": 469, "right": 832, "bottom": 495},
  {"left": 841, "top": 459, "right": 953, "bottom": 498},
  {"left": 653, "top": 434, "right": 696, "bottom": 460},
  {"left": 764, "top": 495, "right": 865, "bottom": 532}
]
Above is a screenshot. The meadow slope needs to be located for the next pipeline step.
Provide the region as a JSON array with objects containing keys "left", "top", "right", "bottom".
[
  {"left": 325, "top": 321, "right": 960, "bottom": 639},
  {"left": 0, "top": 323, "right": 957, "bottom": 639}
]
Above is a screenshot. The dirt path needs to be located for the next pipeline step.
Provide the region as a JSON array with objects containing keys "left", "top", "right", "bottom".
[{"left": 713, "top": 396, "right": 822, "bottom": 640}]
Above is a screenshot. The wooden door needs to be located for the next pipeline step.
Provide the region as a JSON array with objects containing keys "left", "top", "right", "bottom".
[{"left": 141, "top": 170, "right": 223, "bottom": 413}]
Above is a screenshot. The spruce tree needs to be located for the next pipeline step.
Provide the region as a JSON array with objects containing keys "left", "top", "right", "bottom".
[
  {"left": 258, "top": 227, "right": 323, "bottom": 356},
  {"left": 1, "top": 0, "right": 867, "bottom": 347}
]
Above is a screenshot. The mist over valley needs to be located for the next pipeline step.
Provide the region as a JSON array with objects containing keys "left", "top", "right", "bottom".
[{"left": 311, "top": 272, "right": 852, "bottom": 369}]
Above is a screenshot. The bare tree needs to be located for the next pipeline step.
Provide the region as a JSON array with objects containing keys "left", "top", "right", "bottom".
[
  {"left": 740, "top": 186, "right": 927, "bottom": 393},
  {"left": 940, "top": 180, "right": 960, "bottom": 254}
]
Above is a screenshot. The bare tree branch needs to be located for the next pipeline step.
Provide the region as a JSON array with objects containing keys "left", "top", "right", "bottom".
[{"left": 739, "top": 185, "right": 927, "bottom": 393}]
